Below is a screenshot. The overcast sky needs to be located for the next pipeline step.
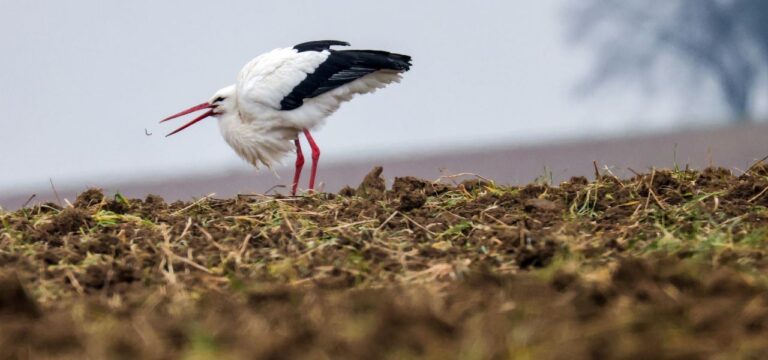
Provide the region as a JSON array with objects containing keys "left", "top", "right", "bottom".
[{"left": 0, "top": 0, "right": 732, "bottom": 193}]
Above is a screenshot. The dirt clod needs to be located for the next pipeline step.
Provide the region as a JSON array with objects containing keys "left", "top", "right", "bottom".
[
  {"left": 392, "top": 177, "right": 429, "bottom": 211},
  {"left": 28, "top": 208, "right": 94, "bottom": 244},
  {"left": 356, "top": 166, "right": 386, "bottom": 199},
  {"left": 74, "top": 188, "right": 104, "bottom": 208},
  {"left": 338, "top": 186, "right": 356, "bottom": 197}
]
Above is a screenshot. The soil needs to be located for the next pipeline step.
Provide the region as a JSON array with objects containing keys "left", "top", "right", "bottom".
[{"left": 2, "top": 166, "right": 768, "bottom": 358}]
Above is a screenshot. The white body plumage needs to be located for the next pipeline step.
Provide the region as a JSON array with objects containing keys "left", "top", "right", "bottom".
[{"left": 218, "top": 47, "right": 404, "bottom": 168}]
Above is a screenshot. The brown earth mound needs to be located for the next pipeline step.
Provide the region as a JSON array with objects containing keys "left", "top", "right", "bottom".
[{"left": 2, "top": 166, "right": 768, "bottom": 358}]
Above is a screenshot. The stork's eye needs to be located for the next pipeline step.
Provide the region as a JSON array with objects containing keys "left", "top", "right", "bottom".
[{"left": 213, "top": 96, "right": 225, "bottom": 103}]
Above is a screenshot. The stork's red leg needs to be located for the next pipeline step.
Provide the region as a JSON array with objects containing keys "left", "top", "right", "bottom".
[
  {"left": 303, "top": 129, "right": 320, "bottom": 192},
  {"left": 291, "top": 138, "right": 305, "bottom": 196}
]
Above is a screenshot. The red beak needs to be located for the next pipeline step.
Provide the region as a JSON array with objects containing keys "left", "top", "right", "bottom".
[{"left": 160, "top": 102, "right": 215, "bottom": 137}]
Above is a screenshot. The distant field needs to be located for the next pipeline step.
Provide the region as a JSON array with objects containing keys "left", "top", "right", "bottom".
[
  {"left": 2, "top": 165, "right": 768, "bottom": 358},
  {"left": 2, "top": 122, "right": 768, "bottom": 210}
]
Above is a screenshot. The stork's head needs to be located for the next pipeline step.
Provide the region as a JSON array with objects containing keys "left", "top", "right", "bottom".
[{"left": 160, "top": 85, "right": 236, "bottom": 137}]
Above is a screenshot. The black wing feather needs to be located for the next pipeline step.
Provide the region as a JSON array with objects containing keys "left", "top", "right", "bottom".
[
  {"left": 293, "top": 40, "right": 350, "bottom": 52},
  {"left": 280, "top": 50, "right": 412, "bottom": 111}
]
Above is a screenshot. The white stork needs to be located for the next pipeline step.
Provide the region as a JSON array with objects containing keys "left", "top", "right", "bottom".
[{"left": 160, "top": 40, "right": 412, "bottom": 195}]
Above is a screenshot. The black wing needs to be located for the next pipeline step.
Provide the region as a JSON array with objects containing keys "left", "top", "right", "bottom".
[
  {"left": 280, "top": 50, "right": 412, "bottom": 111},
  {"left": 293, "top": 40, "right": 350, "bottom": 53}
]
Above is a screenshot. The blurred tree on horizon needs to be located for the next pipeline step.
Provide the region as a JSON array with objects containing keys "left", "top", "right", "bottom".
[{"left": 569, "top": 0, "right": 768, "bottom": 123}]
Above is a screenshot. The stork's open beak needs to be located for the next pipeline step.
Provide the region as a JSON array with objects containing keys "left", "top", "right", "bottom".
[{"left": 160, "top": 102, "right": 215, "bottom": 137}]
